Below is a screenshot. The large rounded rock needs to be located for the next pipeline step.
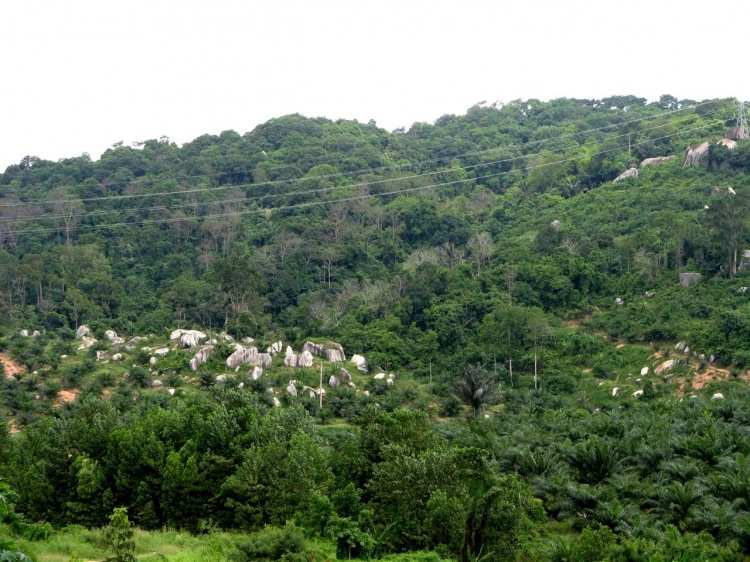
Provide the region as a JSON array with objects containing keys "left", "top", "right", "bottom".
[
  {"left": 226, "top": 346, "right": 259, "bottom": 368},
  {"left": 351, "top": 354, "right": 368, "bottom": 373}
]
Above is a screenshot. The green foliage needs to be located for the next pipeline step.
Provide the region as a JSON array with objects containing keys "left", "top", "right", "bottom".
[
  {"left": 3, "top": 96, "right": 750, "bottom": 560},
  {"left": 453, "top": 364, "right": 500, "bottom": 417},
  {"left": 103, "top": 508, "right": 137, "bottom": 562},
  {"left": 231, "top": 524, "right": 307, "bottom": 562}
]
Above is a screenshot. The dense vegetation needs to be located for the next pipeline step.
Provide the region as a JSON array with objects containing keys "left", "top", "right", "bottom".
[{"left": 3, "top": 95, "right": 750, "bottom": 560}]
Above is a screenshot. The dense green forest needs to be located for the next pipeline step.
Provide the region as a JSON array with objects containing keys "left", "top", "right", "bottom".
[{"left": 3, "top": 95, "right": 750, "bottom": 561}]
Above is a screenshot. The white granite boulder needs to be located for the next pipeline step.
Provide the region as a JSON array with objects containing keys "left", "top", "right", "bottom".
[
  {"left": 351, "top": 354, "right": 368, "bottom": 373},
  {"left": 170, "top": 329, "right": 207, "bottom": 348},
  {"left": 190, "top": 347, "right": 212, "bottom": 371}
]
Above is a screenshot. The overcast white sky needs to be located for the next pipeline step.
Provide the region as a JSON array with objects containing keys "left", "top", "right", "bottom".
[{"left": 1, "top": 0, "right": 747, "bottom": 170}]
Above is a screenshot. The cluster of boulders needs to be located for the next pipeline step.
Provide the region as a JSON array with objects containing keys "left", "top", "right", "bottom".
[
  {"left": 226, "top": 346, "right": 272, "bottom": 369},
  {"left": 284, "top": 347, "right": 314, "bottom": 368},
  {"left": 374, "top": 372, "right": 396, "bottom": 387},
  {"left": 58, "top": 326, "right": 387, "bottom": 401},
  {"left": 170, "top": 329, "right": 207, "bottom": 348}
]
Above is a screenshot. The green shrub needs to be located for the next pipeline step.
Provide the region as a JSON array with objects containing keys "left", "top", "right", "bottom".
[{"left": 232, "top": 524, "right": 306, "bottom": 562}]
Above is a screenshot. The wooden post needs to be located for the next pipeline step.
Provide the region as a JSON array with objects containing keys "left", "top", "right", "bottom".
[{"left": 319, "top": 363, "right": 323, "bottom": 409}]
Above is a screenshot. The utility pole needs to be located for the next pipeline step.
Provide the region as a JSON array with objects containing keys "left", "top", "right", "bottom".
[{"left": 319, "top": 363, "right": 323, "bottom": 409}]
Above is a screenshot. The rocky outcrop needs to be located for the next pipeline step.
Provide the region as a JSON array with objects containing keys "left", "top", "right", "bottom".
[
  {"left": 612, "top": 387, "right": 620, "bottom": 397},
  {"left": 640, "top": 156, "right": 673, "bottom": 168},
  {"left": 96, "top": 351, "right": 109, "bottom": 362},
  {"left": 302, "top": 341, "right": 324, "bottom": 356},
  {"left": 725, "top": 125, "right": 746, "bottom": 141},
  {"left": 550, "top": 220, "right": 561, "bottom": 230},
  {"left": 679, "top": 272, "right": 701, "bottom": 287},
  {"left": 154, "top": 348, "right": 170, "bottom": 357},
  {"left": 340, "top": 368, "right": 352, "bottom": 382},
  {"left": 286, "top": 380, "right": 298, "bottom": 396},
  {"left": 104, "top": 330, "right": 125, "bottom": 345},
  {"left": 249, "top": 366, "right": 263, "bottom": 380},
  {"left": 632, "top": 390, "right": 644, "bottom": 398},
  {"left": 374, "top": 373, "right": 386, "bottom": 380},
  {"left": 712, "top": 393, "right": 725, "bottom": 400},
  {"left": 267, "top": 341, "right": 283, "bottom": 355},
  {"left": 226, "top": 346, "right": 259, "bottom": 369},
  {"left": 351, "top": 354, "right": 368, "bottom": 373},
  {"left": 257, "top": 353, "right": 273, "bottom": 369},
  {"left": 684, "top": 141, "right": 711, "bottom": 166},
  {"left": 112, "top": 353, "right": 123, "bottom": 362},
  {"left": 613, "top": 167, "right": 638, "bottom": 183},
  {"left": 284, "top": 350, "right": 314, "bottom": 368},
  {"left": 655, "top": 359, "right": 678, "bottom": 376},
  {"left": 76, "top": 325, "right": 91, "bottom": 339},
  {"left": 189, "top": 347, "right": 212, "bottom": 371},
  {"left": 718, "top": 138, "right": 738, "bottom": 150},
  {"left": 78, "top": 336, "right": 98, "bottom": 350},
  {"left": 151, "top": 380, "right": 163, "bottom": 388},
  {"left": 124, "top": 336, "right": 148, "bottom": 350},
  {"left": 329, "top": 375, "right": 340, "bottom": 388},
  {"left": 303, "top": 341, "right": 346, "bottom": 362},
  {"left": 170, "top": 329, "right": 207, "bottom": 348}
]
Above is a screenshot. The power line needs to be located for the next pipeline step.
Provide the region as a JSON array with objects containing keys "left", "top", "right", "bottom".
[
  {"left": 0, "top": 121, "right": 723, "bottom": 236},
  {"left": 0, "top": 107, "right": 729, "bottom": 222},
  {"left": 0, "top": 99, "right": 729, "bottom": 209},
  {"left": 0, "top": 116, "right": 724, "bottom": 224}
]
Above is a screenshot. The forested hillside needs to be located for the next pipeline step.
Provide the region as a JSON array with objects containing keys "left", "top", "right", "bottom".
[{"left": 3, "top": 95, "right": 750, "bottom": 561}]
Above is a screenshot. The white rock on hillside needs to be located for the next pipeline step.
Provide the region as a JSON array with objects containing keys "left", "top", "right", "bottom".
[
  {"left": 226, "top": 346, "right": 258, "bottom": 368},
  {"left": 190, "top": 347, "right": 212, "bottom": 371},
  {"left": 76, "top": 325, "right": 91, "bottom": 339},
  {"left": 302, "top": 341, "right": 347, "bottom": 362},
  {"left": 284, "top": 350, "right": 314, "bottom": 368},
  {"left": 78, "top": 336, "right": 98, "bottom": 350},
  {"left": 655, "top": 359, "right": 678, "bottom": 376},
  {"left": 170, "top": 329, "right": 207, "bottom": 348},
  {"left": 105, "top": 330, "right": 125, "bottom": 344},
  {"left": 351, "top": 354, "right": 368, "bottom": 373},
  {"left": 125, "top": 336, "right": 148, "bottom": 350}
]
